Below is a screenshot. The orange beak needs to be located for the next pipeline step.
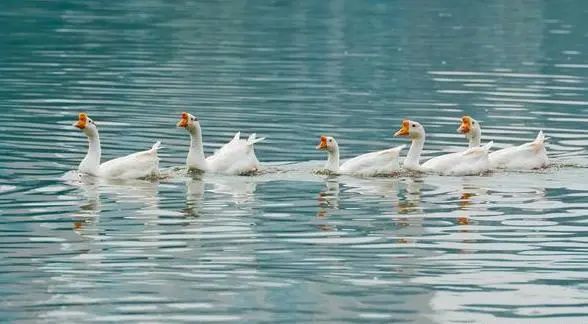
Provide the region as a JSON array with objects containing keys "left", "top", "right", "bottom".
[
  {"left": 74, "top": 113, "right": 88, "bottom": 129},
  {"left": 316, "top": 135, "right": 328, "bottom": 150},
  {"left": 458, "top": 116, "right": 471, "bottom": 134},
  {"left": 177, "top": 112, "right": 189, "bottom": 128},
  {"left": 394, "top": 120, "right": 410, "bottom": 136}
]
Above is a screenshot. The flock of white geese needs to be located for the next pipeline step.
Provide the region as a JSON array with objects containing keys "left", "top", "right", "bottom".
[{"left": 73, "top": 112, "right": 548, "bottom": 179}]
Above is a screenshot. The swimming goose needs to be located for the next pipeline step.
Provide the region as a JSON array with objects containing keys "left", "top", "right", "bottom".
[
  {"left": 316, "top": 135, "right": 404, "bottom": 176},
  {"left": 177, "top": 112, "right": 265, "bottom": 174},
  {"left": 394, "top": 119, "right": 492, "bottom": 175},
  {"left": 74, "top": 113, "right": 161, "bottom": 179},
  {"left": 458, "top": 115, "right": 548, "bottom": 169}
]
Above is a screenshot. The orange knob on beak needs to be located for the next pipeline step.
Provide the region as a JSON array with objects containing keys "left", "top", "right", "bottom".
[
  {"left": 74, "top": 113, "right": 88, "bottom": 129},
  {"left": 177, "top": 112, "right": 189, "bottom": 127},
  {"left": 394, "top": 120, "right": 410, "bottom": 136},
  {"left": 458, "top": 116, "right": 471, "bottom": 134},
  {"left": 316, "top": 135, "right": 328, "bottom": 150}
]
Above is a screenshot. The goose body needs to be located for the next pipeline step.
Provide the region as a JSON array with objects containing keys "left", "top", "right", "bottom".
[
  {"left": 458, "top": 116, "right": 548, "bottom": 170},
  {"left": 177, "top": 112, "right": 264, "bottom": 175},
  {"left": 316, "top": 135, "right": 404, "bottom": 176},
  {"left": 74, "top": 113, "right": 161, "bottom": 179},
  {"left": 420, "top": 143, "right": 493, "bottom": 175},
  {"left": 394, "top": 120, "right": 492, "bottom": 175}
]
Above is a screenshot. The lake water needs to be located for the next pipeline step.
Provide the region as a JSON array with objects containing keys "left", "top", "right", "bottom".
[{"left": 1, "top": 0, "right": 587, "bottom": 322}]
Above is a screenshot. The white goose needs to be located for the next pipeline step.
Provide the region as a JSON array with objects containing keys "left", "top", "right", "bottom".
[
  {"left": 394, "top": 120, "right": 492, "bottom": 175},
  {"left": 458, "top": 115, "right": 548, "bottom": 170},
  {"left": 177, "top": 112, "right": 265, "bottom": 174},
  {"left": 74, "top": 113, "right": 161, "bottom": 179},
  {"left": 316, "top": 135, "right": 405, "bottom": 176}
]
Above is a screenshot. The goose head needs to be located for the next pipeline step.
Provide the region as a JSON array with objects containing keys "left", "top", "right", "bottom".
[
  {"left": 394, "top": 120, "right": 425, "bottom": 140},
  {"left": 177, "top": 112, "right": 200, "bottom": 133},
  {"left": 73, "top": 113, "right": 98, "bottom": 137},
  {"left": 457, "top": 115, "right": 479, "bottom": 134},
  {"left": 316, "top": 135, "right": 338, "bottom": 152},
  {"left": 457, "top": 115, "right": 481, "bottom": 144}
]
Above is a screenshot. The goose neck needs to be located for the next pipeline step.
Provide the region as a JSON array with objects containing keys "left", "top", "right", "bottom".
[
  {"left": 187, "top": 124, "right": 207, "bottom": 170},
  {"left": 404, "top": 135, "right": 425, "bottom": 169},
  {"left": 325, "top": 145, "right": 340, "bottom": 172},
  {"left": 468, "top": 127, "right": 482, "bottom": 148},
  {"left": 79, "top": 130, "right": 101, "bottom": 175}
]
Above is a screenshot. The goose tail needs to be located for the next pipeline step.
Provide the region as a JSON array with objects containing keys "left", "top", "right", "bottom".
[
  {"left": 483, "top": 140, "right": 493, "bottom": 152},
  {"left": 534, "top": 130, "right": 547, "bottom": 144},
  {"left": 151, "top": 141, "right": 162, "bottom": 151},
  {"left": 531, "top": 131, "right": 547, "bottom": 152},
  {"left": 247, "top": 133, "right": 266, "bottom": 146}
]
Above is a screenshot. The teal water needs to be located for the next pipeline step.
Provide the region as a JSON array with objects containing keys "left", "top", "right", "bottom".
[{"left": 1, "top": 0, "right": 588, "bottom": 322}]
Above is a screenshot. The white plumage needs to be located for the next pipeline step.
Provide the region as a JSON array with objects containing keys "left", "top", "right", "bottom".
[
  {"left": 316, "top": 135, "right": 405, "bottom": 176},
  {"left": 458, "top": 116, "right": 548, "bottom": 170},
  {"left": 420, "top": 141, "right": 493, "bottom": 175},
  {"left": 177, "top": 112, "right": 265, "bottom": 175},
  {"left": 395, "top": 119, "right": 492, "bottom": 176},
  {"left": 74, "top": 113, "right": 161, "bottom": 179},
  {"left": 97, "top": 141, "right": 161, "bottom": 179}
]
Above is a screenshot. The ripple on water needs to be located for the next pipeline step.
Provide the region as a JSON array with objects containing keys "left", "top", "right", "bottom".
[{"left": 1, "top": 1, "right": 588, "bottom": 323}]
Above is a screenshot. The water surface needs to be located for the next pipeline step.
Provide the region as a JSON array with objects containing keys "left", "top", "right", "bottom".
[{"left": 1, "top": 0, "right": 588, "bottom": 322}]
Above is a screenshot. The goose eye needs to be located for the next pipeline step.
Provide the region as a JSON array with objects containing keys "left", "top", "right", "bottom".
[
  {"left": 472, "top": 121, "right": 476, "bottom": 125},
  {"left": 411, "top": 124, "right": 416, "bottom": 127},
  {"left": 88, "top": 120, "right": 93, "bottom": 124},
  {"left": 191, "top": 117, "right": 197, "bottom": 121},
  {"left": 328, "top": 139, "right": 332, "bottom": 143}
]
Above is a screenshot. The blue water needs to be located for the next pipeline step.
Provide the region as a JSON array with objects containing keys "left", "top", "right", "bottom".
[{"left": 1, "top": 0, "right": 588, "bottom": 322}]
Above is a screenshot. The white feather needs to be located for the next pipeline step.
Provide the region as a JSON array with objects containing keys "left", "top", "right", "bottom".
[{"left": 98, "top": 141, "right": 161, "bottom": 179}]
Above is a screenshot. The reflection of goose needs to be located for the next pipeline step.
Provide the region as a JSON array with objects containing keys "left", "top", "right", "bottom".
[
  {"left": 176, "top": 112, "right": 265, "bottom": 174},
  {"left": 183, "top": 176, "right": 205, "bottom": 218},
  {"left": 458, "top": 115, "right": 548, "bottom": 170},
  {"left": 98, "top": 178, "right": 159, "bottom": 208},
  {"left": 207, "top": 175, "right": 257, "bottom": 205},
  {"left": 340, "top": 176, "right": 400, "bottom": 199},
  {"left": 398, "top": 177, "right": 423, "bottom": 214},
  {"left": 317, "top": 177, "right": 340, "bottom": 211},
  {"left": 389, "top": 177, "right": 426, "bottom": 243},
  {"left": 316, "top": 177, "right": 340, "bottom": 231},
  {"left": 456, "top": 182, "right": 484, "bottom": 226},
  {"left": 62, "top": 172, "right": 159, "bottom": 232},
  {"left": 394, "top": 120, "right": 492, "bottom": 175},
  {"left": 458, "top": 180, "right": 488, "bottom": 211},
  {"left": 316, "top": 135, "right": 404, "bottom": 176},
  {"left": 73, "top": 113, "right": 161, "bottom": 179},
  {"left": 68, "top": 174, "right": 101, "bottom": 232}
]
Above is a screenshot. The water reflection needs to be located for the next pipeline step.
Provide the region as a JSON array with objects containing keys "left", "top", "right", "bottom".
[
  {"left": 398, "top": 177, "right": 424, "bottom": 215},
  {"left": 316, "top": 176, "right": 339, "bottom": 231},
  {"left": 317, "top": 177, "right": 340, "bottom": 210},
  {"left": 70, "top": 175, "right": 100, "bottom": 233},
  {"left": 182, "top": 171, "right": 261, "bottom": 218},
  {"left": 183, "top": 176, "right": 204, "bottom": 218},
  {"left": 2, "top": 0, "right": 588, "bottom": 321},
  {"left": 343, "top": 176, "right": 400, "bottom": 199},
  {"left": 208, "top": 176, "right": 258, "bottom": 205},
  {"left": 456, "top": 178, "right": 488, "bottom": 226},
  {"left": 63, "top": 172, "right": 160, "bottom": 233}
]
